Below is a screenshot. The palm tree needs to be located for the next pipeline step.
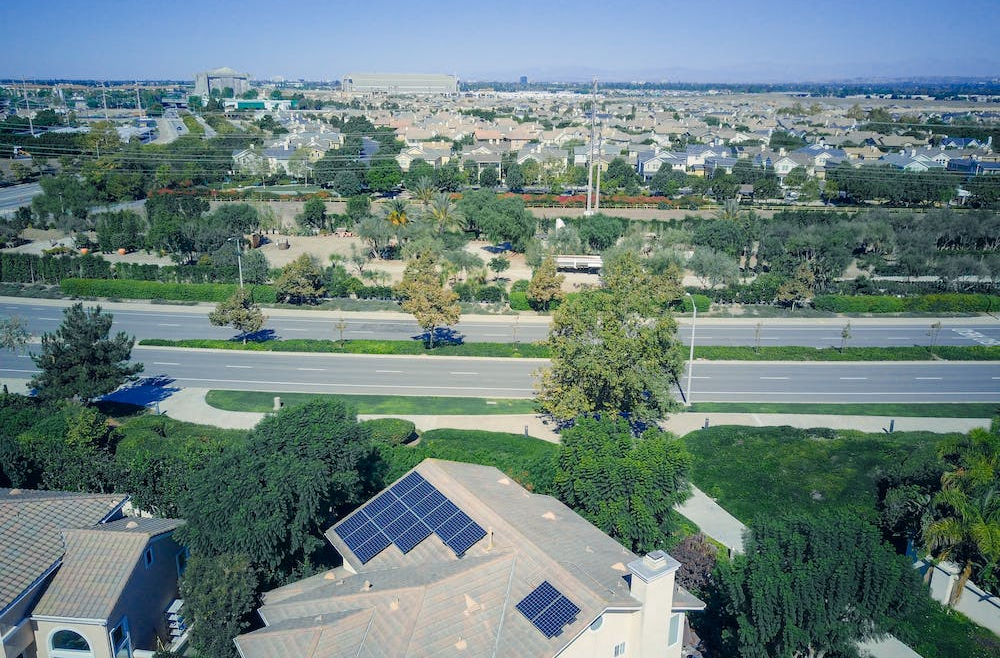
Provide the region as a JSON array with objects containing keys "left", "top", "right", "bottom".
[
  {"left": 411, "top": 176, "right": 436, "bottom": 207},
  {"left": 922, "top": 428, "right": 1000, "bottom": 605},
  {"left": 381, "top": 198, "right": 411, "bottom": 226},
  {"left": 425, "top": 192, "right": 464, "bottom": 236}
]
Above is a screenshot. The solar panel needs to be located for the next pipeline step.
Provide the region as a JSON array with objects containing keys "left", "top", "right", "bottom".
[
  {"left": 401, "top": 479, "right": 436, "bottom": 506},
  {"left": 334, "top": 509, "right": 370, "bottom": 539},
  {"left": 424, "top": 500, "right": 461, "bottom": 531},
  {"left": 354, "top": 531, "right": 391, "bottom": 563},
  {"left": 411, "top": 489, "right": 447, "bottom": 517},
  {"left": 533, "top": 596, "right": 580, "bottom": 638},
  {"left": 372, "top": 500, "right": 407, "bottom": 526},
  {"left": 365, "top": 491, "right": 397, "bottom": 517},
  {"left": 444, "top": 521, "right": 486, "bottom": 556},
  {"left": 437, "top": 510, "right": 475, "bottom": 542},
  {"left": 384, "top": 510, "right": 420, "bottom": 541},
  {"left": 395, "top": 522, "right": 433, "bottom": 553},
  {"left": 339, "top": 520, "right": 379, "bottom": 553},
  {"left": 516, "top": 581, "right": 560, "bottom": 620},
  {"left": 392, "top": 471, "right": 425, "bottom": 496},
  {"left": 516, "top": 581, "right": 580, "bottom": 638}
]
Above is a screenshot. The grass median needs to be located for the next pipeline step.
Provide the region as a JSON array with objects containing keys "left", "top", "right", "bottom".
[
  {"left": 688, "top": 402, "right": 999, "bottom": 418},
  {"left": 205, "top": 390, "right": 537, "bottom": 415},
  {"left": 140, "top": 338, "right": 1000, "bottom": 361}
]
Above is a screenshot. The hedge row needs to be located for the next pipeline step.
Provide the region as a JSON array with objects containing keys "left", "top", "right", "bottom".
[
  {"left": 814, "top": 294, "right": 1000, "bottom": 314},
  {"left": 0, "top": 252, "right": 112, "bottom": 284},
  {"left": 60, "top": 278, "right": 277, "bottom": 304}
]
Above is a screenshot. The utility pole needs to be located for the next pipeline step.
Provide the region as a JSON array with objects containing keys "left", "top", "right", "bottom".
[
  {"left": 594, "top": 128, "right": 603, "bottom": 212},
  {"left": 585, "top": 78, "right": 596, "bottom": 216},
  {"left": 135, "top": 81, "right": 144, "bottom": 119},
  {"left": 21, "top": 78, "right": 35, "bottom": 137},
  {"left": 101, "top": 82, "right": 110, "bottom": 121}
]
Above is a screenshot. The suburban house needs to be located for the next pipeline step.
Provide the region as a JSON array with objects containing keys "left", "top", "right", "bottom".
[
  {"left": 234, "top": 459, "right": 705, "bottom": 658},
  {"left": 1, "top": 489, "right": 187, "bottom": 658}
]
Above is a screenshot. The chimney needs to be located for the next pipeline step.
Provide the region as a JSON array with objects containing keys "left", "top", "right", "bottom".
[{"left": 628, "top": 551, "right": 681, "bottom": 657}]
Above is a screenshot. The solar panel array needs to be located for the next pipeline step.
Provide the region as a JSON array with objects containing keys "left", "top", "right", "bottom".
[
  {"left": 333, "top": 471, "right": 486, "bottom": 564},
  {"left": 516, "top": 581, "right": 581, "bottom": 639}
]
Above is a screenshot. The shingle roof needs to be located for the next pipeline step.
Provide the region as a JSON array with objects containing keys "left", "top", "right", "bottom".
[
  {"left": 0, "top": 488, "right": 127, "bottom": 614},
  {"left": 237, "top": 460, "right": 702, "bottom": 658},
  {"left": 31, "top": 517, "right": 184, "bottom": 620}
]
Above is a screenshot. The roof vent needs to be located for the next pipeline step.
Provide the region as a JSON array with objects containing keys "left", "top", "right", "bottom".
[
  {"left": 463, "top": 594, "right": 482, "bottom": 615},
  {"left": 542, "top": 511, "right": 557, "bottom": 521},
  {"left": 497, "top": 477, "right": 511, "bottom": 486},
  {"left": 323, "top": 572, "right": 337, "bottom": 580},
  {"left": 454, "top": 637, "right": 467, "bottom": 650},
  {"left": 126, "top": 521, "right": 139, "bottom": 529},
  {"left": 362, "top": 580, "right": 372, "bottom": 592},
  {"left": 390, "top": 597, "right": 399, "bottom": 611},
  {"left": 611, "top": 562, "right": 628, "bottom": 573},
  {"left": 8, "top": 488, "right": 22, "bottom": 495}
]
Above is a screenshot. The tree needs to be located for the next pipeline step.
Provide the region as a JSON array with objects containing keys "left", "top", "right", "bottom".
[
  {"left": 670, "top": 533, "right": 718, "bottom": 594},
  {"left": 479, "top": 166, "right": 499, "bottom": 188},
  {"left": 505, "top": 161, "right": 525, "bottom": 192},
  {"left": 776, "top": 262, "right": 815, "bottom": 309},
  {"left": 0, "top": 315, "right": 31, "bottom": 354},
  {"left": 209, "top": 288, "right": 266, "bottom": 343},
  {"left": 554, "top": 416, "right": 691, "bottom": 553},
  {"left": 393, "top": 251, "right": 460, "bottom": 348},
  {"left": 95, "top": 210, "right": 145, "bottom": 252},
  {"left": 535, "top": 252, "right": 684, "bottom": 421},
  {"left": 176, "top": 399, "right": 374, "bottom": 576},
  {"left": 577, "top": 213, "right": 625, "bottom": 252},
  {"left": 381, "top": 198, "right": 411, "bottom": 226},
  {"left": 346, "top": 195, "right": 371, "bottom": 224},
  {"left": 716, "top": 511, "right": 922, "bottom": 658},
  {"left": 366, "top": 157, "right": 403, "bottom": 193},
  {"left": 488, "top": 255, "right": 510, "bottom": 280},
  {"left": 332, "top": 170, "right": 362, "bottom": 197},
  {"left": 275, "top": 255, "right": 326, "bottom": 304},
  {"left": 923, "top": 427, "right": 1000, "bottom": 603},
  {"left": 425, "top": 191, "right": 464, "bottom": 235},
  {"left": 456, "top": 189, "right": 536, "bottom": 250},
  {"left": 688, "top": 248, "right": 740, "bottom": 288},
  {"left": 784, "top": 166, "right": 808, "bottom": 188},
  {"left": 179, "top": 552, "right": 259, "bottom": 658},
  {"left": 297, "top": 197, "right": 328, "bottom": 231},
  {"left": 526, "top": 254, "right": 565, "bottom": 311},
  {"left": 30, "top": 303, "right": 143, "bottom": 402}
]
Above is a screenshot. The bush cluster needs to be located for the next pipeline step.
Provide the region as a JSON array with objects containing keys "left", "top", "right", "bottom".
[
  {"left": 814, "top": 294, "right": 1000, "bottom": 314},
  {"left": 360, "top": 418, "right": 417, "bottom": 445}
]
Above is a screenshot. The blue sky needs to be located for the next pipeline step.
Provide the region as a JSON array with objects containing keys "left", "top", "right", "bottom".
[{"left": 2, "top": 0, "right": 998, "bottom": 81}]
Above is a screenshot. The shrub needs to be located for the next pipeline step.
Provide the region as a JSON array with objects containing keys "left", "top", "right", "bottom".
[
  {"left": 474, "top": 285, "right": 506, "bottom": 303},
  {"left": 677, "top": 293, "right": 711, "bottom": 313},
  {"left": 360, "top": 418, "right": 417, "bottom": 445},
  {"left": 813, "top": 294, "right": 1000, "bottom": 314},
  {"left": 510, "top": 279, "right": 530, "bottom": 293},
  {"left": 509, "top": 291, "right": 531, "bottom": 310}
]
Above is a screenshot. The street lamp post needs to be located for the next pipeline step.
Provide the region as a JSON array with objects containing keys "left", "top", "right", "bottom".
[
  {"left": 228, "top": 237, "right": 244, "bottom": 289},
  {"left": 685, "top": 292, "right": 697, "bottom": 406}
]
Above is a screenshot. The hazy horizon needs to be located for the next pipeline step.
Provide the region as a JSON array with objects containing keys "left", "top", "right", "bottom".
[{"left": 2, "top": 0, "right": 998, "bottom": 83}]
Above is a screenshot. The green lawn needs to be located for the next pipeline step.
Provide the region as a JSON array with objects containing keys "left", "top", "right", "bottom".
[
  {"left": 688, "top": 402, "right": 999, "bottom": 418},
  {"left": 205, "top": 390, "right": 537, "bottom": 415}
]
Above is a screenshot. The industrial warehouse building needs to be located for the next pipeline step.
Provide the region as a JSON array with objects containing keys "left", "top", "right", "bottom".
[
  {"left": 341, "top": 72, "right": 458, "bottom": 94},
  {"left": 194, "top": 66, "right": 251, "bottom": 97}
]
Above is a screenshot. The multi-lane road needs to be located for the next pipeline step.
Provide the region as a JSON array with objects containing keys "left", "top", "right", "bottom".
[
  {"left": 2, "top": 345, "right": 999, "bottom": 403},
  {"left": 0, "top": 182, "right": 42, "bottom": 215},
  {"left": 3, "top": 298, "right": 1000, "bottom": 348}
]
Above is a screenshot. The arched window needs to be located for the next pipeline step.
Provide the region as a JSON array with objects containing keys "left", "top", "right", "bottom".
[{"left": 50, "top": 629, "right": 94, "bottom": 657}]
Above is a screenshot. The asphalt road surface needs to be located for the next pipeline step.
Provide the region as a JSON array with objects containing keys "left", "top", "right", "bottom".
[
  {"left": 0, "top": 182, "right": 42, "bottom": 214},
  {"left": 3, "top": 299, "right": 1000, "bottom": 348},
  {"left": 2, "top": 348, "right": 998, "bottom": 402}
]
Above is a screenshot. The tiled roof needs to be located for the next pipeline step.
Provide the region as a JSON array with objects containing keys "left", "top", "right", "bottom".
[
  {"left": 31, "top": 517, "right": 184, "bottom": 620},
  {"left": 0, "top": 489, "right": 127, "bottom": 614},
  {"left": 237, "top": 460, "right": 703, "bottom": 658}
]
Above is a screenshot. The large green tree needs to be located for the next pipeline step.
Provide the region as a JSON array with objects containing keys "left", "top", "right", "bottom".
[
  {"left": 180, "top": 552, "right": 260, "bottom": 658},
  {"left": 526, "top": 254, "right": 565, "bottom": 311},
  {"left": 554, "top": 416, "right": 691, "bottom": 553},
  {"left": 716, "top": 511, "right": 921, "bottom": 658},
  {"left": 394, "top": 251, "right": 460, "bottom": 347},
  {"left": 535, "top": 252, "right": 684, "bottom": 421},
  {"left": 30, "top": 303, "right": 143, "bottom": 402},
  {"left": 176, "top": 399, "right": 374, "bottom": 576},
  {"left": 275, "top": 254, "right": 326, "bottom": 304}
]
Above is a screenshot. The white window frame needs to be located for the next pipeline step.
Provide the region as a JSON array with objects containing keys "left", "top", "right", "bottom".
[
  {"left": 668, "top": 612, "right": 682, "bottom": 646},
  {"left": 110, "top": 617, "right": 131, "bottom": 658},
  {"left": 48, "top": 627, "right": 95, "bottom": 658}
]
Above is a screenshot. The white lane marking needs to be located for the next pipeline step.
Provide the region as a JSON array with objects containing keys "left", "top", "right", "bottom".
[
  {"left": 158, "top": 323, "right": 180, "bottom": 327},
  {"left": 376, "top": 370, "right": 403, "bottom": 373},
  {"left": 704, "top": 391, "right": 998, "bottom": 397},
  {"left": 915, "top": 377, "right": 942, "bottom": 380},
  {"left": 225, "top": 365, "right": 252, "bottom": 369},
  {"left": 39, "top": 317, "right": 61, "bottom": 321},
  {"left": 0, "top": 368, "right": 37, "bottom": 374},
  {"left": 351, "top": 330, "right": 374, "bottom": 333},
  {"left": 169, "top": 377, "right": 533, "bottom": 393},
  {"left": 887, "top": 337, "right": 909, "bottom": 340},
  {"left": 16, "top": 354, "right": 30, "bottom": 358},
  {"left": 297, "top": 368, "right": 325, "bottom": 371},
  {"left": 839, "top": 377, "right": 868, "bottom": 380},
  {"left": 450, "top": 371, "right": 479, "bottom": 375},
  {"left": 282, "top": 328, "right": 307, "bottom": 332},
  {"left": 760, "top": 376, "right": 789, "bottom": 380},
  {"left": 483, "top": 333, "right": 507, "bottom": 337},
  {"left": 152, "top": 362, "right": 179, "bottom": 366},
  {"left": 689, "top": 376, "right": 712, "bottom": 379}
]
